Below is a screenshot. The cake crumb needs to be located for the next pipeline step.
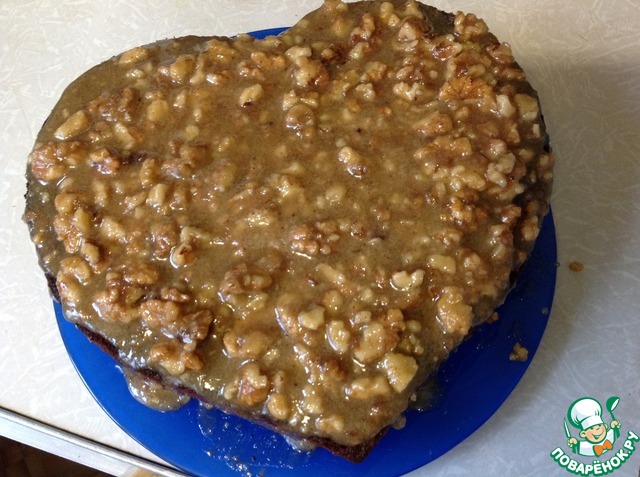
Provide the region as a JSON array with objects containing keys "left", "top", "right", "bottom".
[
  {"left": 568, "top": 261, "right": 584, "bottom": 272},
  {"left": 487, "top": 312, "right": 499, "bottom": 323},
  {"left": 509, "top": 343, "right": 529, "bottom": 362}
]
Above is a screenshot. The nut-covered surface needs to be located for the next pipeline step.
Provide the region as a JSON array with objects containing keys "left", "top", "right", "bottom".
[{"left": 24, "top": 0, "right": 553, "bottom": 452}]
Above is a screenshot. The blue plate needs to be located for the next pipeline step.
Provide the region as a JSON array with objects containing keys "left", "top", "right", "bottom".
[{"left": 55, "top": 28, "right": 558, "bottom": 477}]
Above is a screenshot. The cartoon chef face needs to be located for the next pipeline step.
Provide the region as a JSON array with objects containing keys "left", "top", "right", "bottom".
[
  {"left": 580, "top": 423, "right": 608, "bottom": 443},
  {"left": 568, "top": 397, "right": 605, "bottom": 434}
]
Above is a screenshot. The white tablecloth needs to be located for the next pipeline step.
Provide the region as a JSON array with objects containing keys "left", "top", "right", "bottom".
[{"left": 1, "top": 1, "right": 639, "bottom": 475}]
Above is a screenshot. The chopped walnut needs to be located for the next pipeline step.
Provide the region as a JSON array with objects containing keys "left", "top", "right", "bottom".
[
  {"left": 140, "top": 300, "right": 212, "bottom": 347},
  {"left": 290, "top": 221, "right": 340, "bottom": 256},
  {"left": 381, "top": 352, "right": 418, "bottom": 393},
  {"left": 223, "top": 329, "right": 272, "bottom": 358},
  {"left": 436, "top": 287, "right": 473, "bottom": 336},
  {"left": 569, "top": 261, "right": 584, "bottom": 272},
  {"left": 509, "top": 343, "right": 529, "bottom": 362},
  {"left": 219, "top": 263, "right": 273, "bottom": 296},
  {"left": 30, "top": 141, "right": 86, "bottom": 182},
  {"left": 236, "top": 362, "right": 270, "bottom": 406},
  {"left": 149, "top": 340, "right": 204, "bottom": 375}
]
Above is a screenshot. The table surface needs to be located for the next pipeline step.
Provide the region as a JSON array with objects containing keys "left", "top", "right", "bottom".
[{"left": 2, "top": 1, "right": 640, "bottom": 476}]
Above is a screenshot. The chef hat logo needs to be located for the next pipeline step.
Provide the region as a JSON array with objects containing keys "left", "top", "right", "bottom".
[{"left": 567, "top": 397, "right": 604, "bottom": 431}]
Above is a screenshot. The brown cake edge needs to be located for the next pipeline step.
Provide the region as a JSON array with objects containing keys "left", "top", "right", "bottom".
[{"left": 75, "top": 320, "right": 386, "bottom": 463}]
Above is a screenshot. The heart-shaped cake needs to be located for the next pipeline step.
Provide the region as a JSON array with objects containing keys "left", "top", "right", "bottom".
[{"left": 24, "top": 0, "right": 554, "bottom": 462}]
